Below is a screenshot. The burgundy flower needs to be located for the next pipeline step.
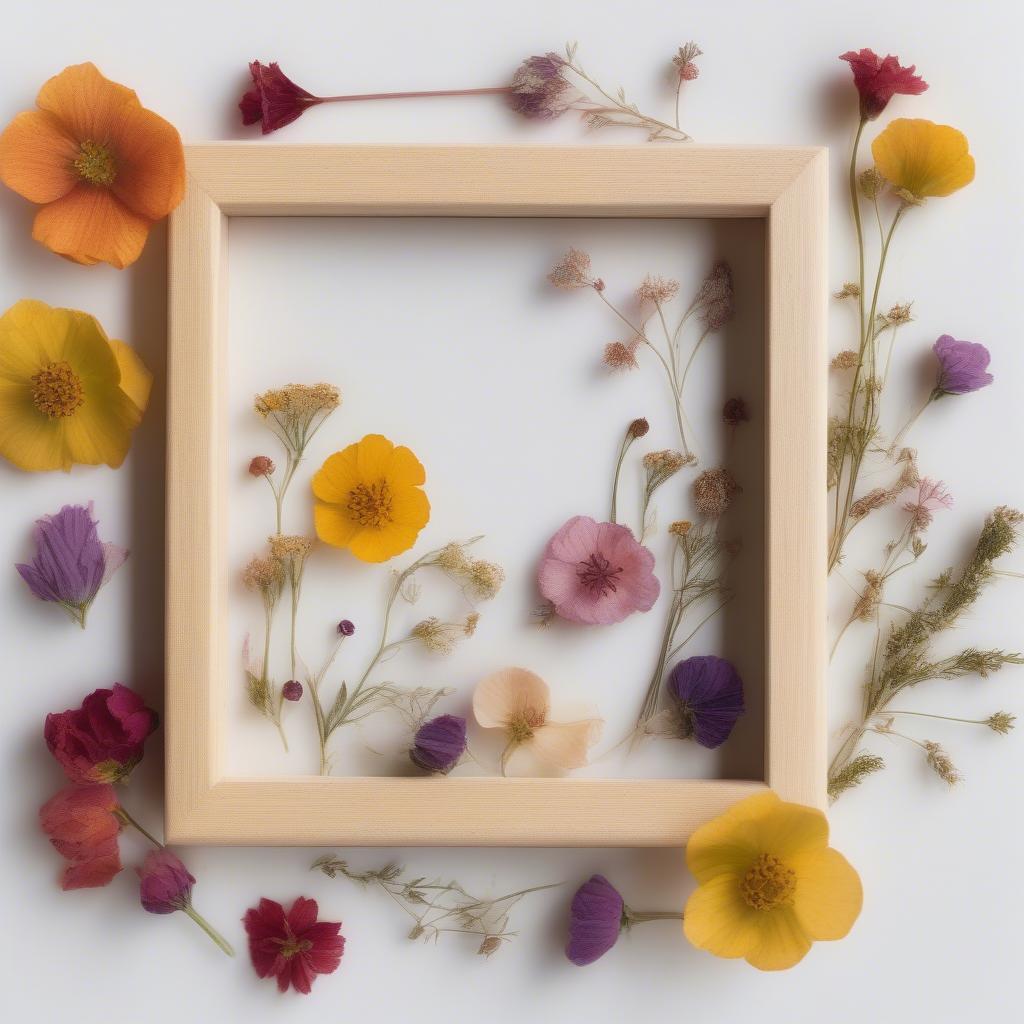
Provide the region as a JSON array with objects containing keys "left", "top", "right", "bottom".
[
  {"left": 667, "top": 655, "right": 745, "bottom": 748},
  {"left": 722, "top": 397, "right": 749, "bottom": 427},
  {"left": 409, "top": 714, "right": 467, "bottom": 774},
  {"left": 16, "top": 503, "right": 126, "bottom": 628},
  {"left": 566, "top": 875, "right": 624, "bottom": 966},
  {"left": 839, "top": 48, "right": 928, "bottom": 120},
  {"left": 39, "top": 784, "right": 122, "bottom": 890},
  {"left": 138, "top": 850, "right": 195, "bottom": 914},
  {"left": 240, "top": 61, "right": 323, "bottom": 135},
  {"left": 336, "top": 619, "right": 355, "bottom": 636},
  {"left": 508, "top": 54, "right": 574, "bottom": 120},
  {"left": 932, "top": 334, "right": 993, "bottom": 396},
  {"left": 282, "top": 680, "right": 303, "bottom": 702},
  {"left": 538, "top": 516, "right": 660, "bottom": 625},
  {"left": 44, "top": 684, "right": 158, "bottom": 784},
  {"left": 244, "top": 897, "right": 345, "bottom": 994}
]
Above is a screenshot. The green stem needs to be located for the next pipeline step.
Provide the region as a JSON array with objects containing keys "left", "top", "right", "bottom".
[
  {"left": 182, "top": 904, "right": 236, "bottom": 957},
  {"left": 625, "top": 909, "right": 685, "bottom": 925},
  {"left": 610, "top": 432, "right": 636, "bottom": 524},
  {"left": 886, "top": 709, "right": 995, "bottom": 727},
  {"left": 115, "top": 806, "right": 163, "bottom": 849}
]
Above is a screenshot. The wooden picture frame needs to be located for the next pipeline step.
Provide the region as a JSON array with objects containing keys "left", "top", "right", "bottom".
[{"left": 166, "top": 144, "right": 827, "bottom": 846}]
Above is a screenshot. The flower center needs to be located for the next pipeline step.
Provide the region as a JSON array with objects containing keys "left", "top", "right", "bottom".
[
  {"left": 507, "top": 707, "right": 546, "bottom": 744},
  {"left": 346, "top": 480, "right": 393, "bottom": 527},
  {"left": 576, "top": 552, "right": 623, "bottom": 597},
  {"left": 74, "top": 140, "right": 117, "bottom": 186},
  {"left": 740, "top": 853, "right": 796, "bottom": 911},
  {"left": 31, "top": 361, "right": 84, "bottom": 418},
  {"left": 277, "top": 937, "right": 313, "bottom": 959}
]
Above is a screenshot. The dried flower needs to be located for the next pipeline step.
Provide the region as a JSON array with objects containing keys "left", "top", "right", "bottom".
[
  {"left": 337, "top": 619, "right": 355, "bottom": 636},
  {"left": 45, "top": 684, "right": 158, "bottom": 784},
  {"left": 566, "top": 875, "right": 624, "bottom": 965},
  {"left": 986, "top": 712, "right": 1015, "bottom": 735},
  {"left": 16, "top": 503, "right": 126, "bottom": 627},
  {"left": 0, "top": 62, "right": 184, "bottom": 266},
  {"left": 249, "top": 455, "right": 275, "bottom": 477},
  {"left": 244, "top": 897, "right": 344, "bottom": 994},
  {"left": 138, "top": 850, "right": 195, "bottom": 914},
  {"left": 548, "top": 247, "right": 594, "bottom": 289},
  {"left": 668, "top": 520, "right": 693, "bottom": 538},
  {"left": 922, "top": 741, "right": 961, "bottom": 786},
  {"left": 685, "top": 792, "right": 862, "bottom": 970},
  {"left": 242, "top": 555, "right": 284, "bottom": 601},
  {"left": 434, "top": 543, "right": 505, "bottom": 601},
  {"left": 473, "top": 667, "right": 602, "bottom": 774},
  {"left": 240, "top": 61, "right": 322, "bottom": 134},
  {"left": 508, "top": 53, "right": 574, "bottom": 120},
  {"left": 693, "top": 467, "right": 740, "bottom": 519},
  {"left": 831, "top": 350, "right": 859, "bottom": 370},
  {"left": 852, "top": 570, "right": 884, "bottom": 622},
  {"left": 722, "top": 397, "right": 749, "bottom": 427},
  {"left": 879, "top": 302, "right": 913, "bottom": 327},
  {"left": 903, "top": 478, "right": 954, "bottom": 533},
  {"left": 255, "top": 382, "right": 340, "bottom": 436},
  {"left": 602, "top": 338, "right": 640, "bottom": 371},
  {"left": 872, "top": 119, "right": 974, "bottom": 201},
  {"left": 672, "top": 42, "right": 703, "bottom": 81},
  {"left": 39, "top": 784, "right": 122, "bottom": 890},
  {"left": 932, "top": 334, "right": 993, "bottom": 396},
  {"left": 538, "top": 515, "right": 660, "bottom": 625},
  {"left": 827, "top": 753, "right": 885, "bottom": 801},
  {"left": 840, "top": 48, "right": 927, "bottom": 120},
  {"left": 635, "top": 275, "right": 679, "bottom": 306},
  {"left": 313, "top": 434, "right": 429, "bottom": 563},
  {"left": 690, "top": 262, "right": 734, "bottom": 330},
  {"left": 667, "top": 656, "right": 745, "bottom": 749},
  {"left": 834, "top": 282, "right": 862, "bottom": 300},
  {"left": 409, "top": 714, "right": 467, "bottom": 774},
  {"left": 282, "top": 680, "right": 303, "bottom": 702},
  {"left": 850, "top": 487, "right": 890, "bottom": 520},
  {"left": 410, "top": 615, "right": 478, "bottom": 655}
]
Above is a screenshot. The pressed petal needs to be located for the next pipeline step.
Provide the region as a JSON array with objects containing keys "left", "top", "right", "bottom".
[
  {"left": 683, "top": 872, "right": 762, "bottom": 960},
  {"left": 62, "top": 383, "right": 142, "bottom": 468},
  {"left": 347, "top": 521, "right": 421, "bottom": 563},
  {"left": 0, "top": 299, "right": 79, "bottom": 382},
  {"left": 107, "top": 339, "right": 152, "bottom": 413},
  {"left": 311, "top": 447, "right": 361, "bottom": 503},
  {"left": 0, "top": 110, "right": 78, "bottom": 203},
  {"left": 0, "top": 384, "right": 66, "bottom": 470},
  {"left": 545, "top": 515, "right": 601, "bottom": 563},
  {"left": 35, "top": 62, "right": 140, "bottom": 144},
  {"left": 752, "top": 800, "right": 830, "bottom": 860},
  {"left": 386, "top": 443, "right": 427, "bottom": 486},
  {"left": 313, "top": 502, "right": 360, "bottom": 548},
  {"left": 387, "top": 486, "right": 430, "bottom": 528},
  {"left": 59, "top": 308, "right": 121, "bottom": 385},
  {"left": 530, "top": 718, "right": 602, "bottom": 769},
  {"left": 61, "top": 844, "right": 122, "bottom": 890},
  {"left": 473, "top": 667, "right": 550, "bottom": 729},
  {"left": 743, "top": 906, "right": 813, "bottom": 971},
  {"left": 790, "top": 847, "right": 863, "bottom": 941},
  {"left": 686, "top": 791, "right": 778, "bottom": 883},
  {"left": 872, "top": 118, "right": 975, "bottom": 198},
  {"left": 287, "top": 895, "right": 320, "bottom": 934},
  {"left": 355, "top": 433, "right": 395, "bottom": 478},
  {"left": 32, "top": 185, "right": 151, "bottom": 268},
  {"left": 108, "top": 103, "right": 185, "bottom": 220}
]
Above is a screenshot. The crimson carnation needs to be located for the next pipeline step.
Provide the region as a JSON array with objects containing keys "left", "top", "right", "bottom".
[
  {"left": 244, "top": 896, "right": 345, "bottom": 994},
  {"left": 839, "top": 48, "right": 927, "bottom": 120},
  {"left": 240, "top": 61, "right": 322, "bottom": 135},
  {"left": 44, "top": 684, "right": 158, "bottom": 784}
]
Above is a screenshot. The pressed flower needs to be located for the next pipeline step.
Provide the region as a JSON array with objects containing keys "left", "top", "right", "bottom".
[
  {"left": 410, "top": 614, "right": 477, "bottom": 655},
  {"left": 472, "top": 667, "right": 602, "bottom": 774},
  {"left": 667, "top": 656, "right": 745, "bottom": 748},
  {"left": 548, "top": 247, "right": 594, "bottom": 290},
  {"left": 932, "top": 334, "right": 993, "bottom": 396},
  {"left": 684, "top": 792, "right": 862, "bottom": 971},
  {"left": 240, "top": 61, "right": 323, "bottom": 135},
  {"left": 603, "top": 338, "right": 640, "bottom": 371},
  {"left": 635, "top": 275, "right": 679, "bottom": 306},
  {"left": 312, "top": 434, "right": 430, "bottom": 563},
  {"left": 39, "top": 784, "right": 122, "bottom": 890},
  {"left": 722, "top": 397, "right": 749, "bottom": 427},
  {"left": 672, "top": 43, "right": 703, "bottom": 81},
  {"left": 538, "top": 515, "right": 660, "bottom": 625},
  {"left": 337, "top": 618, "right": 355, "bottom": 636},
  {"left": 0, "top": 299, "right": 151, "bottom": 472},
  {"left": 903, "top": 477, "right": 953, "bottom": 533},
  {"left": 508, "top": 54, "right": 574, "bottom": 120},
  {"left": 249, "top": 455, "right": 275, "bottom": 477},
  {"left": 693, "top": 467, "right": 741, "bottom": 519},
  {"left": 44, "top": 683, "right": 158, "bottom": 784},
  {"left": 244, "top": 896, "right": 345, "bottom": 994},
  {"left": 16, "top": 502, "right": 126, "bottom": 627},
  {"left": 138, "top": 849, "right": 194, "bottom": 914},
  {"left": 839, "top": 48, "right": 927, "bottom": 119},
  {"left": 0, "top": 62, "right": 185, "bottom": 267},
  {"left": 282, "top": 680, "right": 303, "bottom": 702},
  {"left": 871, "top": 119, "right": 975, "bottom": 201},
  {"left": 409, "top": 714, "right": 467, "bottom": 774}
]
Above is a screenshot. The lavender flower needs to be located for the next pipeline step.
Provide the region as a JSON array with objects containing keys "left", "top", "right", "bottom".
[
  {"left": 409, "top": 714, "right": 467, "bottom": 774},
  {"left": 566, "top": 875, "right": 624, "bottom": 966},
  {"left": 337, "top": 619, "right": 355, "bottom": 636},
  {"left": 667, "top": 655, "right": 745, "bottom": 748},
  {"left": 16, "top": 503, "right": 126, "bottom": 628},
  {"left": 508, "top": 54, "right": 574, "bottom": 120},
  {"left": 932, "top": 334, "right": 993, "bottom": 396}
]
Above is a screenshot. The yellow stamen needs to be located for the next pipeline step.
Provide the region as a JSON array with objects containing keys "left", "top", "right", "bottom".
[
  {"left": 740, "top": 853, "right": 796, "bottom": 911},
  {"left": 31, "top": 361, "right": 84, "bottom": 418},
  {"left": 74, "top": 140, "right": 117, "bottom": 186},
  {"left": 347, "top": 480, "right": 393, "bottom": 528},
  {"left": 507, "top": 708, "right": 545, "bottom": 745}
]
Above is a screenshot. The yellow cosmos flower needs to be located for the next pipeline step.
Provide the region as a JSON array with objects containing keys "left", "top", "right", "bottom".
[
  {"left": 871, "top": 118, "right": 975, "bottom": 200},
  {"left": 312, "top": 433, "right": 430, "bottom": 563},
  {"left": 0, "top": 299, "right": 151, "bottom": 472},
  {"left": 684, "top": 791, "right": 862, "bottom": 971}
]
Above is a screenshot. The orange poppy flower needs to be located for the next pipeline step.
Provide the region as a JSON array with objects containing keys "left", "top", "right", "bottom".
[{"left": 0, "top": 63, "right": 185, "bottom": 268}]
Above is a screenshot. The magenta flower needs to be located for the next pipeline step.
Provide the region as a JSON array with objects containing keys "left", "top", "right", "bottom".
[
  {"left": 16, "top": 503, "right": 126, "bottom": 628},
  {"left": 839, "top": 48, "right": 927, "bottom": 119},
  {"left": 538, "top": 516, "right": 660, "bottom": 625},
  {"left": 932, "top": 335, "right": 993, "bottom": 396},
  {"left": 904, "top": 478, "right": 953, "bottom": 532},
  {"left": 282, "top": 680, "right": 303, "bottom": 702},
  {"left": 566, "top": 875, "right": 624, "bottom": 966},
  {"left": 240, "top": 61, "right": 322, "bottom": 134},
  {"left": 667, "top": 656, "right": 745, "bottom": 749},
  {"left": 409, "top": 714, "right": 467, "bottom": 775},
  {"left": 138, "top": 850, "right": 194, "bottom": 914}
]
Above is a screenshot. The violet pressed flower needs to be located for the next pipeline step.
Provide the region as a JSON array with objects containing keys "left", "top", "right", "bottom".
[
  {"left": 409, "top": 714, "right": 467, "bottom": 774},
  {"left": 16, "top": 503, "right": 126, "bottom": 627},
  {"left": 538, "top": 516, "right": 660, "bottom": 625},
  {"left": 282, "top": 680, "right": 303, "bottom": 702},
  {"left": 336, "top": 619, "right": 355, "bottom": 636},
  {"left": 932, "top": 334, "right": 993, "bottom": 396},
  {"left": 667, "top": 655, "right": 745, "bottom": 748},
  {"left": 138, "top": 849, "right": 195, "bottom": 914},
  {"left": 566, "top": 875, "right": 624, "bottom": 966},
  {"left": 508, "top": 54, "right": 574, "bottom": 120}
]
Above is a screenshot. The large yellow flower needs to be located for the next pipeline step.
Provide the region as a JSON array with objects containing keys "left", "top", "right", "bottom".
[
  {"left": 0, "top": 299, "right": 151, "bottom": 471},
  {"left": 872, "top": 118, "right": 975, "bottom": 200},
  {"left": 684, "top": 791, "right": 862, "bottom": 971},
  {"left": 312, "top": 434, "right": 429, "bottom": 563}
]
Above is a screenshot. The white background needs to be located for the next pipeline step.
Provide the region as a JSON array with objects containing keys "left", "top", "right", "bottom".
[{"left": 1, "top": 1, "right": 1022, "bottom": 1021}]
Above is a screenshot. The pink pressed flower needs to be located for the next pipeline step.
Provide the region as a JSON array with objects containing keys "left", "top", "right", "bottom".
[
  {"left": 538, "top": 516, "right": 659, "bottom": 625},
  {"left": 839, "top": 48, "right": 927, "bottom": 120},
  {"left": 904, "top": 478, "right": 953, "bottom": 532},
  {"left": 39, "top": 784, "right": 122, "bottom": 890}
]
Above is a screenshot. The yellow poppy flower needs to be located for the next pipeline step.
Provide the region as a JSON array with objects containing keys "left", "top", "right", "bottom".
[
  {"left": 312, "top": 434, "right": 430, "bottom": 563},
  {"left": 683, "top": 791, "right": 862, "bottom": 971},
  {"left": 0, "top": 299, "right": 152, "bottom": 472},
  {"left": 871, "top": 118, "right": 975, "bottom": 200}
]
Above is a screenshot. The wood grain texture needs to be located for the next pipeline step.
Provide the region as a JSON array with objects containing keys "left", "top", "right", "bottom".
[{"left": 166, "top": 145, "right": 827, "bottom": 846}]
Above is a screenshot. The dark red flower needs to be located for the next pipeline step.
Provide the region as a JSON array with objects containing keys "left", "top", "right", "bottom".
[
  {"left": 240, "top": 61, "right": 323, "bottom": 135},
  {"left": 839, "top": 48, "right": 927, "bottom": 120},
  {"left": 138, "top": 850, "right": 195, "bottom": 914},
  {"left": 39, "top": 784, "right": 123, "bottom": 890},
  {"left": 722, "top": 397, "right": 749, "bottom": 427},
  {"left": 44, "top": 684, "right": 158, "bottom": 784},
  {"left": 243, "top": 897, "right": 344, "bottom": 994}
]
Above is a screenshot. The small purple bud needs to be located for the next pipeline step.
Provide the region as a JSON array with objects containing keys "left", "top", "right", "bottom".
[
  {"left": 337, "top": 619, "right": 355, "bottom": 637},
  {"left": 137, "top": 850, "right": 195, "bottom": 914},
  {"left": 566, "top": 875, "right": 624, "bottom": 966},
  {"left": 409, "top": 714, "right": 467, "bottom": 775},
  {"left": 282, "top": 680, "right": 303, "bottom": 702}
]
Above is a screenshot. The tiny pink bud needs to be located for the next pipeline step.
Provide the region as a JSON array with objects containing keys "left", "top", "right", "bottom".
[
  {"left": 282, "top": 680, "right": 303, "bottom": 701},
  {"left": 249, "top": 455, "right": 275, "bottom": 477}
]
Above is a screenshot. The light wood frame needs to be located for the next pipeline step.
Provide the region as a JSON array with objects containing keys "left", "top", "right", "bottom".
[{"left": 166, "top": 144, "right": 827, "bottom": 846}]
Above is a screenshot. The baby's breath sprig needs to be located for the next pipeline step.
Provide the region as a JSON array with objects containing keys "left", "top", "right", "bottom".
[{"left": 312, "top": 856, "right": 558, "bottom": 957}]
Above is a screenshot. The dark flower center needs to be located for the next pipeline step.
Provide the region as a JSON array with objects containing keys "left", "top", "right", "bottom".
[
  {"left": 277, "top": 936, "right": 313, "bottom": 959},
  {"left": 740, "top": 853, "right": 796, "bottom": 911},
  {"left": 74, "top": 140, "right": 117, "bottom": 186},
  {"left": 576, "top": 553, "right": 623, "bottom": 597},
  {"left": 346, "top": 480, "right": 393, "bottom": 528},
  {"left": 31, "top": 360, "right": 84, "bottom": 418}
]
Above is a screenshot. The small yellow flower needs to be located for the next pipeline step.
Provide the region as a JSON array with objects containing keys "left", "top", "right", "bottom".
[
  {"left": 0, "top": 299, "right": 151, "bottom": 472},
  {"left": 871, "top": 118, "right": 975, "bottom": 200},
  {"left": 683, "top": 791, "right": 862, "bottom": 971},
  {"left": 312, "top": 433, "right": 429, "bottom": 563}
]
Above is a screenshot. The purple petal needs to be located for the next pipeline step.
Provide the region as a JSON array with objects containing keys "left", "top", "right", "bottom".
[
  {"left": 933, "top": 335, "right": 993, "bottom": 395},
  {"left": 410, "top": 715, "right": 467, "bottom": 774},
  {"left": 667, "top": 656, "right": 745, "bottom": 748},
  {"left": 15, "top": 504, "right": 106, "bottom": 607},
  {"left": 566, "top": 874, "right": 624, "bottom": 966}
]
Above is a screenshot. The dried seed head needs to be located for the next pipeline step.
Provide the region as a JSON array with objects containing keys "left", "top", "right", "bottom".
[
  {"left": 635, "top": 274, "right": 680, "bottom": 305},
  {"left": 668, "top": 520, "right": 693, "bottom": 537},
  {"left": 859, "top": 167, "right": 887, "bottom": 199},
  {"left": 672, "top": 42, "right": 703, "bottom": 80},
  {"left": 834, "top": 282, "right": 862, "bottom": 300},
  {"left": 268, "top": 534, "right": 314, "bottom": 560},
  {"left": 722, "top": 397, "right": 749, "bottom": 426},
  {"left": 242, "top": 555, "right": 284, "bottom": 593},
  {"left": 923, "top": 741, "right": 961, "bottom": 786},
  {"left": 628, "top": 417, "right": 650, "bottom": 439},
  {"left": 548, "top": 247, "right": 593, "bottom": 289},
  {"left": 693, "top": 468, "right": 740, "bottom": 519},
  {"left": 603, "top": 338, "right": 640, "bottom": 371},
  {"left": 436, "top": 543, "right": 471, "bottom": 574},
  {"left": 852, "top": 570, "right": 884, "bottom": 621},
  {"left": 254, "top": 382, "right": 340, "bottom": 419},
  {"left": 248, "top": 455, "right": 275, "bottom": 477},
  {"left": 850, "top": 487, "right": 890, "bottom": 520},
  {"left": 986, "top": 712, "right": 1015, "bottom": 735},
  {"left": 465, "top": 560, "right": 505, "bottom": 600},
  {"left": 879, "top": 302, "right": 913, "bottom": 327},
  {"left": 831, "top": 350, "right": 859, "bottom": 370}
]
